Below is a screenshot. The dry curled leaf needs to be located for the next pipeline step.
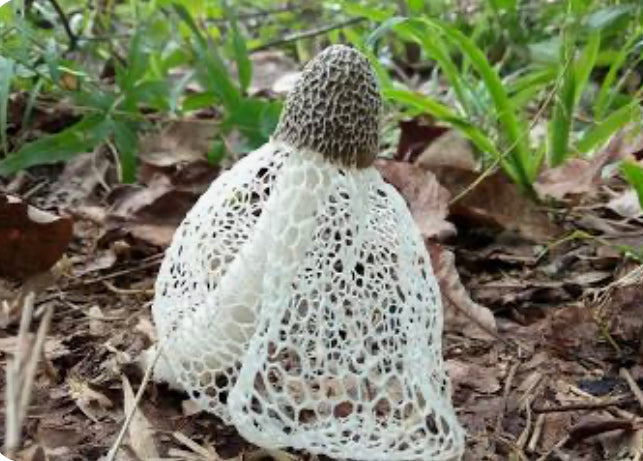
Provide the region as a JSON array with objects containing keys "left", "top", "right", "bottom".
[
  {"left": 375, "top": 160, "right": 456, "bottom": 241},
  {"left": 428, "top": 245, "right": 497, "bottom": 340},
  {"left": 435, "top": 167, "right": 560, "bottom": 242},
  {"left": 0, "top": 194, "right": 73, "bottom": 279}
]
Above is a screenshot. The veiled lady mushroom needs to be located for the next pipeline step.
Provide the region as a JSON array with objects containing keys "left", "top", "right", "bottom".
[{"left": 151, "top": 45, "right": 465, "bottom": 460}]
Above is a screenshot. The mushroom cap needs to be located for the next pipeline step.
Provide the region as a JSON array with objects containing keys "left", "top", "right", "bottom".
[{"left": 273, "top": 45, "right": 382, "bottom": 168}]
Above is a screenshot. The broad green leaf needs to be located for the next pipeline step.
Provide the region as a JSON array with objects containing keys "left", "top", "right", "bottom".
[
  {"left": 0, "top": 115, "right": 112, "bottom": 176},
  {"left": 578, "top": 102, "right": 640, "bottom": 154},
  {"left": 0, "top": 56, "right": 14, "bottom": 156},
  {"left": 182, "top": 91, "right": 218, "bottom": 112},
  {"left": 259, "top": 101, "right": 282, "bottom": 138},
  {"left": 621, "top": 161, "right": 643, "bottom": 210},
  {"left": 208, "top": 137, "right": 226, "bottom": 165},
  {"left": 586, "top": 5, "right": 635, "bottom": 31},
  {"left": 112, "top": 119, "right": 138, "bottom": 183}
]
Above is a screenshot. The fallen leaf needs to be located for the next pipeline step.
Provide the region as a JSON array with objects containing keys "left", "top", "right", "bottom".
[
  {"left": 375, "top": 160, "right": 456, "bottom": 241},
  {"left": 396, "top": 118, "right": 449, "bottom": 162},
  {"left": 103, "top": 175, "right": 198, "bottom": 247},
  {"left": 416, "top": 130, "right": 477, "bottom": 171},
  {"left": 446, "top": 359, "right": 501, "bottom": 394},
  {"left": 68, "top": 375, "right": 113, "bottom": 422},
  {"left": 121, "top": 374, "right": 159, "bottom": 459},
  {"left": 249, "top": 50, "right": 298, "bottom": 95},
  {"left": 428, "top": 245, "right": 497, "bottom": 340},
  {"left": 0, "top": 194, "right": 73, "bottom": 279},
  {"left": 606, "top": 189, "right": 642, "bottom": 218},
  {"left": 434, "top": 167, "right": 561, "bottom": 242},
  {"left": 43, "top": 151, "right": 112, "bottom": 210},
  {"left": 535, "top": 128, "right": 642, "bottom": 201}
]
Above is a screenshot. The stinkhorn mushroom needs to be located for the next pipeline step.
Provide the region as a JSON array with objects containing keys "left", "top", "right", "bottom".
[{"left": 151, "top": 45, "right": 465, "bottom": 460}]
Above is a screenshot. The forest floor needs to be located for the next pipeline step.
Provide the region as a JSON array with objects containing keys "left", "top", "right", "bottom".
[{"left": 1, "top": 94, "right": 643, "bottom": 461}]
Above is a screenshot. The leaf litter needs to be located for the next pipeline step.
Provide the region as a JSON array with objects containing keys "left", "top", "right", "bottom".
[{"left": 0, "top": 118, "right": 643, "bottom": 461}]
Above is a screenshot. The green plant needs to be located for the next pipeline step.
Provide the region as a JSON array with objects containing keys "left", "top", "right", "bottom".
[
  {"left": 0, "top": 0, "right": 283, "bottom": 180},
  {"left": 366, "top": 1, "right": 642, "bottom": 194}
]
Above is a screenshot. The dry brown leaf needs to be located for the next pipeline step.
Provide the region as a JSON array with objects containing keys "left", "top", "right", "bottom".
[
  {"left": 0, "top": 194, "right": 73, "bottom": 280},
  {"left": 103, "top": 176, "right": 198, "bottom": 247},
  {"left": 415, "top": 130, "right": 477, "bottom": 171},
  {"left": 375, "top": 160, "right": 456, "bottom": 241},
  {"left": 121, "top": 374, "right": 159, "bottom": 459},
  {"left": 435, "top": 167, "right": 560, "bottom": 242},
  {"left": 606, "top": 189, "right": 642, "bottom": 218},
  {"left": 429, "top": 245, "right": 497, "bottom": 340},
  {"left": 446, "top": 359, "right": 501, "bottom": 394},
  {"left": 535, "top": 128, "right": 642, "bottom": 201},
  {"left": 43, "top": 151, "right": 112, "bottom": 210},
  {"left": 68, "top": 375, "right": 113, "bottom": 422},
  {"left": 395, "top": 118, "right": 449, "bottom": 162},
  {"left": 249, "top": 50, "right": 298, "bottom": 94}
]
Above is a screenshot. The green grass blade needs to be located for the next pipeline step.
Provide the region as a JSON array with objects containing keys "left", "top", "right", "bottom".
[
  {"left": 574, "top": 30, "right": 601, "bottom": 105},
  {"left": 173, "top": 3, "right": 240, "bottom": 110},
  {"left": 578, "top": 102, "right": 640, "bottom": 154},
  {"left": 0, "top": 56, "right": 14, "bottom": 156},
  {"left": 225, "top": 2, "right": 252, "bottom": 94},
  {"left": 594, "top": 28, "right": 642, "bottom": 120},
  {"left": 433, "top": 20, "right": 533, "bottom": 188},
  {"left": 112, "top": 119, "right": 139, "bottom": 183},
  {"left": 384, "top": 89, "right": 516, "bottom": 179},
  {"left": 549, "top": 49, "right": 576, "bottom": 167}
]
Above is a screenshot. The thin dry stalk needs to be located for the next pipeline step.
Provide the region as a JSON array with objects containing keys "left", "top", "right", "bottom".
[
  {"left": 4, "top": 293, "right": 53, "bottom": 456},
  {"left": 105, "top": 341, "right": 165, "bottom": 461}
]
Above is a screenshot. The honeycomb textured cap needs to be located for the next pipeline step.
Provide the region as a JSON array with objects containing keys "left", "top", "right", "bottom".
[{"left": 273, "top": 45, "right": 382, "bottom": 168}]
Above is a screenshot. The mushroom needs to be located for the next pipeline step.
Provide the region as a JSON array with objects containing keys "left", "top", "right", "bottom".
[{"left": 151, "top": 45, "right": 465, "bottom": 460}]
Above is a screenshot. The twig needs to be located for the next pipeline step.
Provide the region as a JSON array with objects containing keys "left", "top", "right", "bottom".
[
  {"left": 533, "top": 396, "right": 637, "bottom": 413},
  {"left": 64, "top": 255, "right": 163, "bottom": 288},
  {"left": 620, "top": 368, "right": 643, "bottom": 414},
  {"left": 527, "top": 413, "right": 545, "bottom": 452},
  {"left": 250, "top": 17, "right": 366, "bottom": 52},
  {"left": 495, "top": 361, "right": 520, "bottom": 437},
  {"left": 46, "top": 0, "right": 78, "bottom": 50},
  {"left": 105, "top": 342, "right": 164, "bottom": 461}
]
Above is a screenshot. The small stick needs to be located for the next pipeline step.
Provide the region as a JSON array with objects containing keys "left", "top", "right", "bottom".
[
  {"left": 620, "top": 368, "right": 643, "bottom": 413},
  {"left": 251, "top": 17, "right": 366, "bottom": 52},
  {"left": 533, "top": 396, "right": 636, "bottom": 413},
  {"left": 105, "top": 342, "right": 165, "bottom": 461},
  {"left": 527, "top": 413, "right": 545, "bottom": 452},
  {"left": 495, "top": 361, "right": 520, "bottom": 437}
]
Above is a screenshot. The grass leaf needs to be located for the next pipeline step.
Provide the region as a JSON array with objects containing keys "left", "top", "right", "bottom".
[
  {"left": 549, "top": 49, "right": 576, "bottom": 167},
  {"left": 112, "top": 119, "right": 139, "bottom": 183},
  {"left": 578, "top": 102, "right": 640, "bottom": 154},
  {"left": 0, "top": 56, "right": 14, "bottom": 156}
]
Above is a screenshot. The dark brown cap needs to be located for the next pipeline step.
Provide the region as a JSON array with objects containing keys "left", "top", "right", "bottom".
[{"left": 273, "top": 45, "right": 382, "bottom": 168}]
